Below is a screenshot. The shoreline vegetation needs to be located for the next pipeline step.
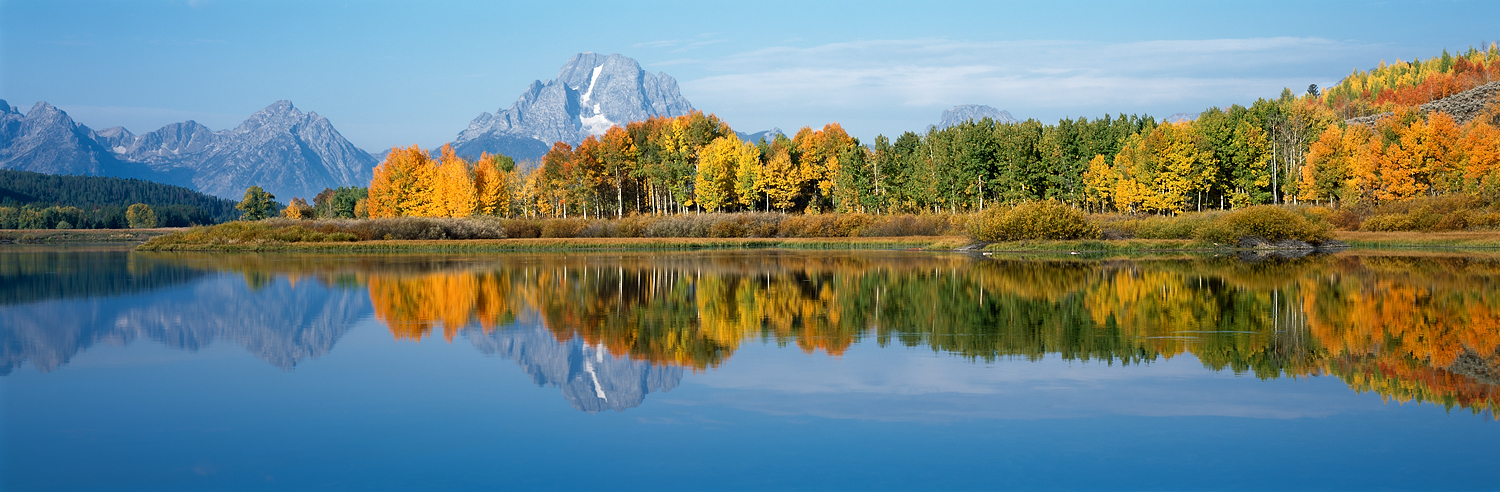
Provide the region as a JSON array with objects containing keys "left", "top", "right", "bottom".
[
  {"left": 119, "top": 204, "right": 1500, "bottom": 252},
  {"left": 8, "top": 218, "right": 1500, "bottom": 252}
]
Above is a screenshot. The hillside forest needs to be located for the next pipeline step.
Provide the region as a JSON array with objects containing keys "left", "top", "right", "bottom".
[
  {"left": 342, "top": 44, "right": 1500, "bottom": 226},
  {"left": 0, "top": 170, "right": 241, "bottom": 229}
]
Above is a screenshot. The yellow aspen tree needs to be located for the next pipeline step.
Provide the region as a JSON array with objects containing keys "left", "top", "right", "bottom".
[
  {"left": 816, "top": 123, "right": 855, "bottom": 202},
  {"left": 368, "top": 145, "right": 433, "bottom": 218},
  {"left": 573, "top": 136, "right": 606, "bottom": 218},
  {"left": 474, "top": 153, "right": 513, "bottom": 217},
  {"left": 762, "top": 146, "right": 800, "bottom": 212},
  {"left": 1151, "top": 123, "right": 1202, "bottom": 213},
  {"left": 1426, "top": 112, "right": 1463, "bottom": 194},
  {"left": 1461, "top": 120, "right": 1500, "bottom": 197},
  {"left": 601, "top": 126, "right": 638, "bottom": 218},
  {"left": 1301, "top": 124, "right": 1352, "bottom": 204},
  {"left": 694, "top": 135, "right": 742, "bottom": 212},
  {"left": 434, "top": 144, "right": 476, "bottom": 217},
  {"left": 734, "top": 139, "right": 764, "bottom": 210},
  {"left": 1111, "top": 133, "right": 1153, "bottom": 214},
  {"left": 1348, "top": 125, "right": 1385, "bottom": 205},
  {"left": 1081, "top": 154, "right": 1115, "bottom": 212},
  {"left": 1378, "top": 115, "right": 1427, "bottom": 201}
]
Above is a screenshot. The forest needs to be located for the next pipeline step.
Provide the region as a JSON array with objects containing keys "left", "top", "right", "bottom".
[
  {"left": 341, "top": 44, "right": 1500, "bottom": 228},
  {"left": 0, "top": 170, "right": 241, "bottom": 229}
]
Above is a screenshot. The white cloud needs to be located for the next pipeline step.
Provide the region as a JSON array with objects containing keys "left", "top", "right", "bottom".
[
  {"left": 676, "top": 37, "right": 1374, "bottom": 136},
  {"left": 663, "top": 344, "right": 1368, "bottom": 422}
]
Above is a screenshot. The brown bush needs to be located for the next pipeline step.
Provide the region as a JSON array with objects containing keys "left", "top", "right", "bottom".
[
  {"left": 967, "top": 201, "right": 1099, "bottom": 242},
  {"left": 1194, "top": 205, "right": 1332, "bottom": 243},
  {"left": 1328, "top": 209, "right": 1362, "bottom": 231},
  {"left": 540, "top": 218, "right": 587, "bottom": 238}
]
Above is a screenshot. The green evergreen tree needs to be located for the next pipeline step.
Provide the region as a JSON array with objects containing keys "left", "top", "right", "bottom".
[{"left": 237, "top": 186, "right": 276, "bottom": 220}]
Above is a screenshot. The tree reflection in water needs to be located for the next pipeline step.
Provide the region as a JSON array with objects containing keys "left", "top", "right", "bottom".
[{"left": 126, "top": 250, "right": 1500, "bottom": 417}]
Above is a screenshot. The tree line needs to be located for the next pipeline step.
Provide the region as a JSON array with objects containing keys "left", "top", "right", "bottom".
[
  {"left": 1319, "top": 44, "right": 1500, "bottom": 119},
  {"left": 0, "top": 169, "right": 239, "bottom": 229},
  {"left": 316, "top": 44, "right": 1500, "bottom": 221}
]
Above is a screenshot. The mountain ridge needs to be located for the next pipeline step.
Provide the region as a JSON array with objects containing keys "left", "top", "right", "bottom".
[{"left": 0, "top": 100, "right": 377, "bottom": 201}]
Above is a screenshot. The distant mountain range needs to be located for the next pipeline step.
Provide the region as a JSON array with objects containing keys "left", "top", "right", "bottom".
[
  {"left": 0, "top": 52, "right": 712, "bottom": 198},
  {"left": 1163, "top": 112, "right": 1200, "bottom": 123},
  {"left": 938, "top": 104, "right": 1018, "bottom": 128},
  {"left": 450, "top": 52, "right": 697, "bottom": 161},
  {"left": 0, "top": 100, "right": 376, "bottom": 201}
]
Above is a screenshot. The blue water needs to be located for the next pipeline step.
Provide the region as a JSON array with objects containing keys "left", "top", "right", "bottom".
[{"left": 2, "top": 248, "right": 1496, "bottom": 491}]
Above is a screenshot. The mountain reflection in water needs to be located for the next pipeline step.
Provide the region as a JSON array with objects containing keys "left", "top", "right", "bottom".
[{"left": 2, "top": 248, "right": 1497, "bottom": 416}]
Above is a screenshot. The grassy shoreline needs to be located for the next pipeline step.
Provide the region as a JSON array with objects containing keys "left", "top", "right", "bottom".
[
  {"left": 135, "top": 236, "right": 979, "bottom": 252},
  {"left": 1, "top": 228, "right": 180, "bottom": 244},
  {"left": 132, "top": 232, "right": 1500, "bottom": 253},
  {"left": 13, "top": 225, "right": 1491, "bottom": 253}
]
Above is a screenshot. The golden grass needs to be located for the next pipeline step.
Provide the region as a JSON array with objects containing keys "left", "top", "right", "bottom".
[
  {"left": 1336, "top": 230, "right": 1500, "bottom": 248},
  {"left": 0, "top": 228, "right": 181, "bottom": 244},
  {"left": 137, "top": 235, "right": 976, "bottom": 252}
]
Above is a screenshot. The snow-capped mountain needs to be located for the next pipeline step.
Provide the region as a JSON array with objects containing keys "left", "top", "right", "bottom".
[
  {"left": 465, "top": 320, "right": 682, "bottom": 413},
  {"left": 0, "top": 100, "right": 377, "bottom": 201},
  {"left": 938, "top": 104, "right": 1019, "bottom": 128},
  {"left": 451, "top": 52, "right": 695, "bottom": 161}
]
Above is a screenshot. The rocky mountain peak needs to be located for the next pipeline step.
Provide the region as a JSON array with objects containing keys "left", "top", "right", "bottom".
[
  {"left": 234, "top": 100, "right": 304, "bottom": 133},
  {"left": 450, "top": 52, "right": 695, "bottom": 161}
]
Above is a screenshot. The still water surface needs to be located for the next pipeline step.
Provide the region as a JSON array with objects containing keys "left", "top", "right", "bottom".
[{"left": 1, "top": 246, "right": 1497, "bottom": 490}]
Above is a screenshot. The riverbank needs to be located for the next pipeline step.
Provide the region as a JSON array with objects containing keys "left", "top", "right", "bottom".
[
  {"left": 136, "top": 235, "right": 978, "bottom": 252},
  {"left": 132, "top": 231, "right": 1500, "bottom": 253},
  {"left": 1335, "top": 231, "right": 1500, "bottom": 249},
  {"left": 0, "top": 228, "right": 179, "bottom": 244}
]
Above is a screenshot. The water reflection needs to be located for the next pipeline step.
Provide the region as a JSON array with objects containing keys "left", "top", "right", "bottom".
[
  {"left": 2, "top": 247, "right": 1498, "bottom": 416},
  {"left": 0, "top": 248, "right": 367, "bottom": 373},
  {"left": 468, "top": 321, "right": 682, "bottom": 412},
  {"left": 342, "top": 251, "right": 1498, "bottom": 416}
]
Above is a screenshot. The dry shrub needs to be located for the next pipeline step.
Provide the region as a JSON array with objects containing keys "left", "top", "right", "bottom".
[
  {"left": 1194, "top": 205, "right": 1333, "bottom": 243},
  {"left": 857, "top": 214, "right": 955, "bottom": 236},
  {"left": 502, "top": 219, "right": 541, "bottom": 238},
  {"left": 967, "top": 201, "right": 1099, "bottom": 242},
  {"left": 1360, "top": 195, "right": 1485, "bottom": 232},
  {"left": 1328, "top": 209, "right": 1362, "bottom": 230},
  {"left": 1469, "top": 211, "right": 1500, "bottom": 229},
  {"left": 540, "top": 218, "right": 587, "bottom": 238}
]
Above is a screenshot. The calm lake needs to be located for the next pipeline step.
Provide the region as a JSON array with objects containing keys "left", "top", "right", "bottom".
[{"left": 2, "top": 246, "right": 1497, "bottom": 491}]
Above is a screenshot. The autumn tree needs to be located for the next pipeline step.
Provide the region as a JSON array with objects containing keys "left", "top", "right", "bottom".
[
  {"left": 762, "top": 143, "right": 800, "bottom": 212},
  {"left": 474, "top": 153, "right": 513, "bottom": 217},
  {"left": 600, "top": 126, "right": 638, "bottom": 217},
  {"left": 126, "top": 203, "right": 156, "bottom": 228},
  {"left": 695, "top": 135, "right": 757, "bottom": 212},
  {"left": 368, "top": 145, "right": 436, "bottom": 218},
  {"left": 281, "top": 197, "right": 313, "bottom": 219},
  {"left": 236, "top": 186, "right": 276, "bottom": 220},
  {"left": 433, "top": 144, "right": 477, "bottom": 217},
  {"left": 1300, "top": 124, "right": 1355, "bottom": 205}
]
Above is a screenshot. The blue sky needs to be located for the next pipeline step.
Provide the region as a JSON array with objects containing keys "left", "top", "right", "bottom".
[{"left": 2, "top": 0, "right": 1497, "bottom": 151}]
